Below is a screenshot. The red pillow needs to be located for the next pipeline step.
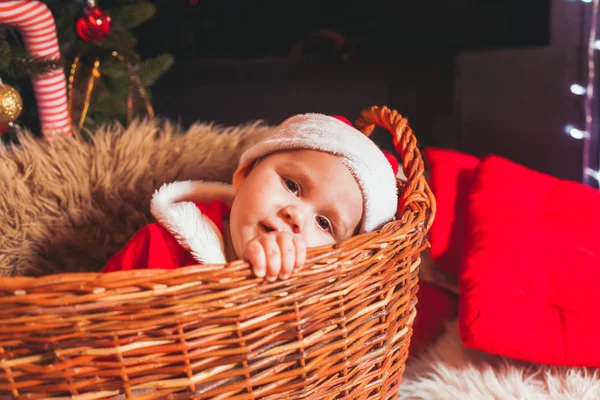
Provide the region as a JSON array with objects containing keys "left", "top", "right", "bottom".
[
  {"left": 410, "top": 148, "right": 478, "bottom": 355},
  {"left": 459, "top": 155, "right": 600, "bottom": 367},
  {"left": 424, "top": 148, "right": 480, "bottom": 276},
  {"left": 410, "top": 283, "right": 458, "bottom": 355}
]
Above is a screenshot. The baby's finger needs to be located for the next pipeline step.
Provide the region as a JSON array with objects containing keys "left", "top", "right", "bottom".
[
  {"left": 277, "top": 234, "right": 295, "bottom": 280},
  {"left": 260, "top": 235, "right": 281, "bottom": 282},
  {"left": 243, "top": 239, "right": 266, "bottom": 278},
  {"left": 293, "top": 236, "right": 307, "bottom": 271}
]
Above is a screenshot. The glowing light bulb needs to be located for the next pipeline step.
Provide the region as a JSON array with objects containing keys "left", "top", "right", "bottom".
[
  {"left": 585, "top": 168, "right": 600, "bottom": 181},
  {"left": 582, "top": 0, "right": 593, "bottom": 3},
  {"left": 564, "top": 125, "right": 589, "bottom": 139},
  {"left": 570, "top": 83, "right": 586, "bottom": 95},
  {"left": 594, "top": 40, "right": 600, "bottom": 50}
]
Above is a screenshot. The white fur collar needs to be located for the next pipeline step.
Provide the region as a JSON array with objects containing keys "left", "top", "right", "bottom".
[{"left": 150, "top": 181, "right": 236, "bottom": 265}]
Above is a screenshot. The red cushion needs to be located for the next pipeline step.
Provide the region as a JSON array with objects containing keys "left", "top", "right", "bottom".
[
  {"left": 410, "top": 148, "right": 478, "bottom": 354},
  {"left": 410, "top": 283, "right": 458, "bottom": 355},
  {"left": 424, "top": 148, "right": 480, "bottom": 276},
  {"left": 459, "top": 155, "right": 600, "bottom": 367}
]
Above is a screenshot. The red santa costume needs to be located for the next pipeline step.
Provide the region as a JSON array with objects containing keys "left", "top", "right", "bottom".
[{"left": 103, "top": 181, "right": 236, "bottom": 271}]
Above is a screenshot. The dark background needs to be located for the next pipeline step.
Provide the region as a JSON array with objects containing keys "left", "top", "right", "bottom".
[
  {"left": 136, "top": 0, "right": 551, "bottom": 58},
  {"left": 132, "top": 0, "right": 593, "bottom": 182}
]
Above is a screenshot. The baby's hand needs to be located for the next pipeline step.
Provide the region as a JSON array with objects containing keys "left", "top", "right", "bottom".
[{"left": 243, "top": 232, "right": 306, "bottom": 281}]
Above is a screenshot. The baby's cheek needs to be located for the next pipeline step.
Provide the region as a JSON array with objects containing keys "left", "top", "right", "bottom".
[
  {"left": 248, "top": 180, "right": 277, "bottom": 212},
  {"left": 302, "top": 228, "right": 336, "bottom": 248}
]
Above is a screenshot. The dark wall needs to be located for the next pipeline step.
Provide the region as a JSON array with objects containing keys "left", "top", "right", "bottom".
[
  {"left": 455, "top": 0, "right": 585, "bottom": 181},
  {"left": 150, "top": 0, "right": 588, "bottom": 182},
  {"left": 151, "top": 53, "right": 458, "bottom": 154},
  {"left": 138, "top": 0, "right": 550, "bottom": 59}
]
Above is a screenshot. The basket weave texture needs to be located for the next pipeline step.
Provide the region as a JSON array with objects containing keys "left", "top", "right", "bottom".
[{"left": 0, "top": 106, "right": 435, "bottom": 399}]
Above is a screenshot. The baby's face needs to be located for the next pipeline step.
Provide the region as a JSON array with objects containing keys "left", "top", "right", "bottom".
[{"left": 229, "top": 149, "right": 363, "bottom": 258}]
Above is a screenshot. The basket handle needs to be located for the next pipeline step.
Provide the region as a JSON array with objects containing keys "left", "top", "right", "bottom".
[{"left": 354, "top": 105, "right": 436, "bottom": 232}]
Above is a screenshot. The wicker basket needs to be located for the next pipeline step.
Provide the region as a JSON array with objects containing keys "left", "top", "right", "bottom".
[{"left": 0, "top": 106, "right": 435, "bottom": 399}]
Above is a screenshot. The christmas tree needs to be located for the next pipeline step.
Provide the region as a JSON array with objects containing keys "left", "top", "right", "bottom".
[{"left": 0, "top": 0, "right": 173, "bottom": 135}]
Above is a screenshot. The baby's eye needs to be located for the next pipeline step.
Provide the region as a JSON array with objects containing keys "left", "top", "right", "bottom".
[
  {"left": 285, "top": 179, "right": 299, "bottom": 196},
  {"left": 316, "top": 216, "right": 331, "bottom": 232}
]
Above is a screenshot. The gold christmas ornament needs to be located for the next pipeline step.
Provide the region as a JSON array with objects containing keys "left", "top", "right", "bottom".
[
  {"left": 0, "top": 83, "right": 23, "bottom": 124},
  {"left": 67, "top": 50, "right": 154, "bottom": 129}
]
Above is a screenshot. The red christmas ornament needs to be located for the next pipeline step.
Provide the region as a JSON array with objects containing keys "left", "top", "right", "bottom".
[{"left": 76, "top": 6, "right": 111, "bottom": 43}]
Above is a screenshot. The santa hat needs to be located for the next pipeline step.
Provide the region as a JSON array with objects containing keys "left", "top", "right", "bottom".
[
  {"left": 332, "top": 115, "right": 401, "bottom": 178},
  {"left": 233, "top": 113, "right": 400, "bottom": 233}
]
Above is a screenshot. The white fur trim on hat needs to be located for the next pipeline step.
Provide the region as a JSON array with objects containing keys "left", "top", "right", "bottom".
[
  {"left": 235, "top": 113, "right": 398, "bottom": 233},
  {"left": 150, "top": 181, "right": 236, "bottom": 265}
]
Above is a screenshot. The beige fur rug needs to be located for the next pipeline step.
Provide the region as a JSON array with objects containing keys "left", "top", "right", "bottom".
[
  {"left": 400, "top": 321, "right": 600, "bottom": 400},
  {"left": 0, "top": 119, "right": 271, "bottom": 276},
  {"left": 1, "top": 119, "right": 597, "bottom": 398}
]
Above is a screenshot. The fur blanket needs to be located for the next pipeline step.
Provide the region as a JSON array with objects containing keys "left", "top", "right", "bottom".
[
  {"left": 1, "top": 119, "right": 597, "bottom": 398},
  {"left": 0, "top": 119, "right": 271, "bottom": 276},
  {"left": 401, "top": 321, "right": 600, "bottom": 400}
]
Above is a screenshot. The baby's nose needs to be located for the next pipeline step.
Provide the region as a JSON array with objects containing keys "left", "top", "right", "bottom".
[{"left": 281, "top": 206, "right": 304, "bottom": 234}]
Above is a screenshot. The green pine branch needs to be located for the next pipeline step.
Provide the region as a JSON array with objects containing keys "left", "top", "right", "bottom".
[
  {"left": 100, "top": 29, "right": 139, "bottom": 55},
  {"left": 137, "top": 54, "right": 174, "bottom": 86},
  {"left": 110, "top": 2, "right": 157, "bottom": 30},
  {"left": 0, "top": 0, "right": 174, "bottom": 137},
  {"left": 0, "top": 39, "right": 11, "bottom": 70},
  {"left": 5, "top": 56, "right": 64, "bottom": 78}
]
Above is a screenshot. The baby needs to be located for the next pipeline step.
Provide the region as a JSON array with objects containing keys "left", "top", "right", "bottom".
[{"left": 103, "top": 114, "right": 400, "bottom": 280}]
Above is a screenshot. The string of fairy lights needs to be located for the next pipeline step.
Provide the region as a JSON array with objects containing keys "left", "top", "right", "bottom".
[{"left": 566, "top": 0, "right": 600, "bottom": 187}]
